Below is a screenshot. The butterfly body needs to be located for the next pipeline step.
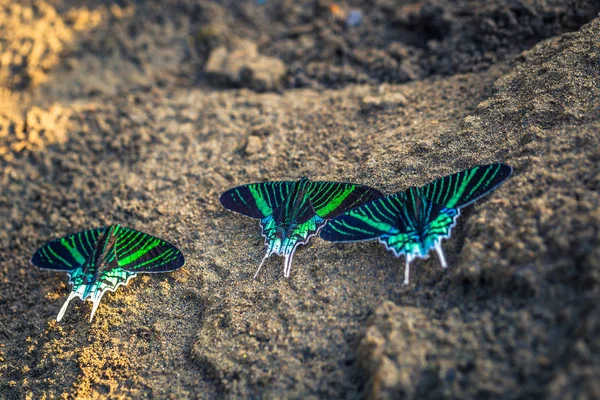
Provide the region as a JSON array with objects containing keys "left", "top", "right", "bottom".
[
  {"left": 320, "top": 164, "right": 513, "bottom": 284},
  {"left": 31, "top": 224, "right": 184, "bottom": 322},
  {"left": 220, "top": 177, "right": 382, "bottom": 278},
  {"left": 377, "top": 191, "right": 460, "bottom": 261},
  {"left": 259, "top": 185, "right": 327, "bottom": 277}
]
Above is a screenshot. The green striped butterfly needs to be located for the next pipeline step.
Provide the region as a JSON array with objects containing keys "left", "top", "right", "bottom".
[
  {"left": 220, "top": 177, "right": 383, "bottom": 278},
  {"left": 320, "top": 164, "right": 513, "bottom": 284},
  {"left": 31, "top": 225, "right": 184, "bottom": 322}
]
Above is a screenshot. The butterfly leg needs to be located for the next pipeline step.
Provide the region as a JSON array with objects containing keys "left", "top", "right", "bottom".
[
  {"left": 435, "top": 240, "right": 448, "bottom": 269},
  {"left": 404, "top": 258, "right": 411, "bottom": 285},
  {"left": 56, "top": 291, "right": 78, "bottom": 322}
]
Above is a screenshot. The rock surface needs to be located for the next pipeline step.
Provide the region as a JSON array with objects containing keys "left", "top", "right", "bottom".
[
  {"left": 205, "top": 38, "right": 286, "bottom": 91},
  {"left": 0, "top": 1, "right": 599, "bottom": 399}
]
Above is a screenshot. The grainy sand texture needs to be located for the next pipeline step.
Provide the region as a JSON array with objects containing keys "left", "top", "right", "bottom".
[{"left": 1, "top": 1, "right": 599, "bottom": 398}]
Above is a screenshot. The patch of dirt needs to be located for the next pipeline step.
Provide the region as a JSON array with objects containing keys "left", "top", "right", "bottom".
[
  {"left": 0, "top": 0, "right": 102, "bottom": 90},
  {"left": 0, "top": 95, "right": 72, "bottom": 163},
  {"left": 204, "top": 37, "right": 287, "bottom": 92}
]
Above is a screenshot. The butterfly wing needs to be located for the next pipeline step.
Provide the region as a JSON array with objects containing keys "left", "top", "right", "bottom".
[
  {"left": 114, "top": 226, "right": 185, "bottom": 273},
  {"left": 306, "top": 181, "right": 383, "bottom": 220},
  {"left": 419, "top": 163, "right": 512, "bottom": 209},
  {"left": 320, "top": 193, "right": 407, "bottom": 242},
  {"left": 220, "top": 181, "right": 295, "bottom": 219},
  {"left": 31, "top": 227, "right": 107, "bottom": 271}
]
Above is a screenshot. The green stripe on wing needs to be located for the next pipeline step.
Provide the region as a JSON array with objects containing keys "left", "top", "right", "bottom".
[
  {"left": 419, "top": 163, "right": 513, "bottom": 209},
  {"left": 31, "top": 227, "right": 106, "bottom": 271},
  {"left": 306, "top": 180, "right": 383, "bottom": 219},
  {"left": 115, "top": 227, "right": 184, "bottom": 272},
  {"left": 220, "top": 181, "right": 294, "bottom": 219}
]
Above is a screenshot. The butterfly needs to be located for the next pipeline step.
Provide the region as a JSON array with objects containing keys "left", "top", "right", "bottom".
[
  {"left": 31, "top": 224, "right": 185, "bottom": 322},
  {"left": 320, "top": 164, "right": 513, "bottom": 284},
  {"left": 220, "top": 177, "right": 383, "bottom": 278}
]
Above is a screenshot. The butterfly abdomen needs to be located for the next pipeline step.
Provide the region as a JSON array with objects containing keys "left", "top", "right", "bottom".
[{"left": 83, "top": 226, "right": 119, "bottom": 276}]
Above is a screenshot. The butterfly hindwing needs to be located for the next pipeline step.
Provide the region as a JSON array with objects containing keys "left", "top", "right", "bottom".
[
  {"left": 31, "top": 227, "right": 107, "bottom": 271},
  {"left": 115, "top": 226, "right": 185, "bottom": 272},
  {"left": 61, "top": 257, "right": 138, "bottom": 322},
  {"left": 219, "top": 181, "right": 294, "bottom": 219},
  {"left": 424, "top": 205, "right": 459, "bottom": 244},
  {"left": 420, "top": 163, "right": 513, "bottom": 209},
  {"left": 67, "top": 261, "right": 135, "bottom": 298},
  {"left": 306, "top": 180, "right": 383, "bottom": 219}
]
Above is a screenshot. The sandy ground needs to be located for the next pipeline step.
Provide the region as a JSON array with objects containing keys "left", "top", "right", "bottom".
[{"left": 1, "top": 1, "right": 599, "bottom": 398}]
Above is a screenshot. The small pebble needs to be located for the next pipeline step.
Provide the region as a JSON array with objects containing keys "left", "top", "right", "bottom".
[
  {"left": 346, "top": 10, "right": 362, "bottom": 27},
  {"left": 245, "top": 136, "right": 263, "bottom": 155}
]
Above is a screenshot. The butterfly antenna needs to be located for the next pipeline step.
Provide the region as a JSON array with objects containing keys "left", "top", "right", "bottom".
[
  {"left": 253, "top": 253, "right": 270, "bottom": 279},
  {"left": 435, "top": 241, "right": 448, "bottom": 269},
  {"left": 56, "top": 292, "right": 77, "bottom": 322}
]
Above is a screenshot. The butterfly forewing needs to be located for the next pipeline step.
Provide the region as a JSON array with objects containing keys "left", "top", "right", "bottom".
[
  {"left": 320, "top": 193, "right": 408, "bottom": 242},
  {"left": 31, "top": 227, "right": 107, "bottom": 271},
  {"left": 307, "top": 181, "right": 383, "bottom": 219},
  {"left": 115, "top": 227, "right": 185, "bottom": 272},
  {"left": 419, "top": 163, "right": 512, "bottom": 209},
  {"left": 219, "top": 181, "right": 294, "bottom": 219}
]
